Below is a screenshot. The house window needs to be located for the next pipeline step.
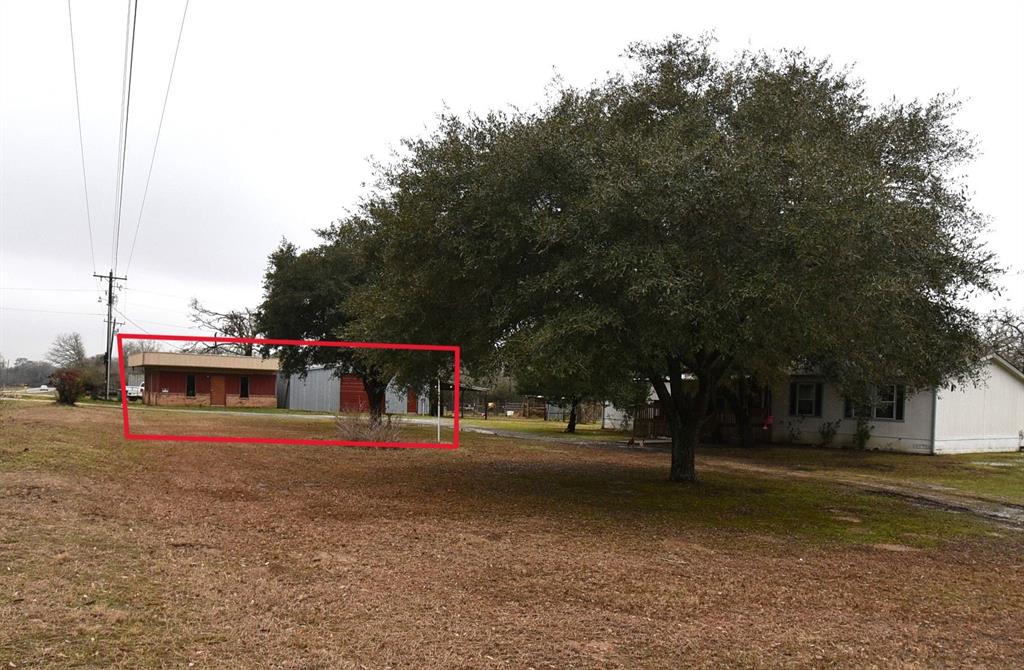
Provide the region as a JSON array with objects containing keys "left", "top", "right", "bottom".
[
  {"left": 843, "top": 384, "right": 905, "bottom": 421},
  {"left": 789, "top": 382, "right": 822, "bottom": 417},
  {"left": 186, "top": 374, "right": 196, "bottom": 398},
  {"left": 874, "top": 384, "right": 905, "bottom": 420},
  {"left": 240, "top": 376, "right": 249, "bottom": 399}
]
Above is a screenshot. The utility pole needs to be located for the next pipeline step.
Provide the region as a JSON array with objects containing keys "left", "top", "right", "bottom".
[{"left": 94, "top": 270, "right": 127, "bottom": 399}]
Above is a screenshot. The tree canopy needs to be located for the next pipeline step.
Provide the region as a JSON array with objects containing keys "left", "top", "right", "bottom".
[
  {"left": 46, "top": 333, "right": 87, "bottom": 369},
  {"left": 261, "top": 36, "right": 995, "bottom": 481},
  {"left": 344, "top": 36, "right": 995, "bottom": 480},
  {"left": 185, "top": 299, "right": 259, "bottom": 356},
  {"left": 257, "top": 218, "right": 397, "bottom": 420}
]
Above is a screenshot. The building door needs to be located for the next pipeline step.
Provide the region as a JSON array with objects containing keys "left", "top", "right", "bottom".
[
  {"left": 340, "top": 374, "right": 369, "bottom": 413},
  {"left": 210, "top": 375, "right": 226, "bottom": 406}
]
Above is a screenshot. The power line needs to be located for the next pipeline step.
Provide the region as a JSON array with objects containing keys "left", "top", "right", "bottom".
[
  {"left": 125, "top": 286, "right": 193, "bottom": 300},
  {"left": 0, "top": 286, "right": 188, "bottom": 301},
  {"left": 109, "top": 0, "right": 132, "bottom": 272},
  {"left": 0, "top": 309, "right": 107, "bottom": 319},
  {"left": 66, "top": 0, "right": 96, "bottom": 274},
  {"left": 125, "top": 0, "right": 190, "bottom": 275},
  {"left": 0, "top": 286, "right": 98, "bottom": 293},
  {"left": 112, "top": 0, "right": 139, "bottom": 276},
  {"left": 117, "top": 313, "right": 201, "bottom": 331},
  {"left": 112, "top": 306, "right": 189, "bottom": 352}
]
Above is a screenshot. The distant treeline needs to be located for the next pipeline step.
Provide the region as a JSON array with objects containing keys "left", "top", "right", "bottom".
[{"left": 0, "top": 358, "right": 56, "bottom": 387}]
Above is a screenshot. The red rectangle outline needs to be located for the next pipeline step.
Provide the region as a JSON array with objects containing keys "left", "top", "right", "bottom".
[{"left": 117, "top": 333, "right": 460, "bottom": 449}]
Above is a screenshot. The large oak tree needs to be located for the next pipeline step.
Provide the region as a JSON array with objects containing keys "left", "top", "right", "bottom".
[{"left": 352, "top": 36, "right": 995, "bottom": 481}]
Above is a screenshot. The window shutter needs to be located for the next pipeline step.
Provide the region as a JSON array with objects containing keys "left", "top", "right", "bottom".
[
  {"left": 895, "top": 385, "right": 905, "bottom": 421},
  {"left": 814, "top": 383, "right": 823, "bottom": 417},
  {"left": 788, "top": 383, "right": 797, "bottom": 416},
  {"left": 843, "top": 398, "right": 852, "bottom": 419}
]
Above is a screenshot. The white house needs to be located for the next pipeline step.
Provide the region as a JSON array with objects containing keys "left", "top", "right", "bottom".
[{"left": 773, "top": 354, "right": 1024, "bottom": 454}]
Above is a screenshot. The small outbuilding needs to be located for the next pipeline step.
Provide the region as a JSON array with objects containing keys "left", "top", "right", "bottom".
[{"left": 126, "top": 352, "right": 279, "bottom": 408}]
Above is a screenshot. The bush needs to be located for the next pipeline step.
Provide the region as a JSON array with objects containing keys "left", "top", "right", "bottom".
[
  {"left": 52, "top": 369, "right": 86, "bottom": 405},
  {"left": 335, "top": 413, "right": 405, "bottom": 443},
  {"left": 818, "top": 419, "right": 841, "bottom": 446},
  {"left": 852, "top": 416, "right": 873, "bottom": 450}
]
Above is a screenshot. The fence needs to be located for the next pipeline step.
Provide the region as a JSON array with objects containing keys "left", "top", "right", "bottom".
[{"left": 632, "top": 404, "right": 668, "bottom": 438}]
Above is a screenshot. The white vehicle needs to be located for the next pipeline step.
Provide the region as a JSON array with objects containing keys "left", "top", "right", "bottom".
[{"left": 125, "top": 382, "right": 144, "bottom": 400}]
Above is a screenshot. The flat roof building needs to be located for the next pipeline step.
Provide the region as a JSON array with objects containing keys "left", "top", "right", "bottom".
[{"left": 126, "top": 352, "right": 280, "bottom": 408}]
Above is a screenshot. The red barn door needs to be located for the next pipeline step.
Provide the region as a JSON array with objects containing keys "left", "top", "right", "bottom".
[{"left": 340, "top": 374, "right": 369, "bottom": 413}]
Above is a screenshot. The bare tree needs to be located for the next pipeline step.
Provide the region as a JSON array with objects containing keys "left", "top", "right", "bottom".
[
  {"left": 185, "top": 298, "right": 259, "bottom": 356},
  {"left": 984, "top": 310, "right": 1024, "bottom": 371},
  {"left": 121, "top": 340, "right": 164, "bottom": 356},
  {"left": 46, "top": 332, "right": 87, "bottom": 369}
]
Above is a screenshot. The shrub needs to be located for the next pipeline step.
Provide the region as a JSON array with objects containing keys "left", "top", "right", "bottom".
[
  {"left": 786, "top": 416, "right": 804, "bottom": 443},
  {"left": 852, "top": 416, "right": 873, "bottom": 450},
  {"left": 335, "top": 413, "right": 405, "bottom": 443},
  {"left": 818, "top": 419, "right": 841, "bottom": 446},
  {"left": 52, "top": 369, "right": 86, "bottom": 405}
]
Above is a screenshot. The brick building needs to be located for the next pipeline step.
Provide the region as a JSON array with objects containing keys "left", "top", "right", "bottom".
[{"left": 126, "top": 352, "right": 279, "bottom": 408}]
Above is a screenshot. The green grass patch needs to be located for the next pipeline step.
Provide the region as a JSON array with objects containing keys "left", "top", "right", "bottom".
[
  {"left": 630, "top": 471, "right": 989, "bottom": 547},
  {"left": 701, "top": 444, "right": 1024, "bottom": 506},
  {"left": 456, "top": 434, "right": 997, "bottom": 548},
  {"left": 461, "top": 416, "right": 631, "bottom": 441}
]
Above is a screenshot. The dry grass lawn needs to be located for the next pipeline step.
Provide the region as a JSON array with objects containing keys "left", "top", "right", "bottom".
[{"left": 2, "top": 400, "right": 1023, "bottom": 669}]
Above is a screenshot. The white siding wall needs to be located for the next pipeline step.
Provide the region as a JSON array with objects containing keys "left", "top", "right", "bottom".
[
  {"left": 602, "top": 403, "right": 634, "bottom": 430},
  {"left": 771, "top": 380, "right": 934, "bottom": 454},
  {"left": 933, "top": 361, "right": 1024, "bottom": 454}
]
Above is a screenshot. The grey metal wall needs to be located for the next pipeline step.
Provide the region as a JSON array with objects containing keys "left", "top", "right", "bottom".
[
  {"left": 286, "top": 368, "right": 340, "bottom": 413},
  {"left": 285, "top": 371, "right": 435, "bottom": 415},
  {"left": 385, "top": 381, "right": 407, "bottom": 414}
]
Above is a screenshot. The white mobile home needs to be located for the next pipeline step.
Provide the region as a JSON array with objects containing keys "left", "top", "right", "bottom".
[{"left": 773, "top": 354, "right": 1024, "bottom": 454}]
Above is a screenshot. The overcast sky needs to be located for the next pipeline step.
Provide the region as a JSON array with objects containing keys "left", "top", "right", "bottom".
[{"left": 1, "top": 0, "right": 1022, "bottom": 361}]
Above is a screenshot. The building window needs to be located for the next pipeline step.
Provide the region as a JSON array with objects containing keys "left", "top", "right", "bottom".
[
  {"left": 874, "top": 384, "right": 905, "bottom": 420},
  {"left": 240, "top": 376, "right": 249, "bottom": 399},
  {"left": 843, "top": 384, "right": 905, "bottom": 421},
  {"left": 789, "top": 382, "right": 822, "bottom": 417},
  {"left": 186, "top": 374, "right": 196, "bottom": 398}
]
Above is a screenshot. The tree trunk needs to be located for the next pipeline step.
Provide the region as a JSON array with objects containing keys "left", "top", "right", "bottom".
[
  {"left": 667, "top": 409, "right": 700, "bottom": 482},
  {"left": 735, "top": 403, "right": 754, "bottom": 448},
  {"left": 361, "top": 376, "right": 388, "bottom": 426},
  {"left": 649, "top": 355, "right": 719, "bottom": 483},
  {"left": 727, "top": 377, "right": 755, "bottom": 449},
  {"left": 565, "top": 396, "right": 579, "bottom": 433}
]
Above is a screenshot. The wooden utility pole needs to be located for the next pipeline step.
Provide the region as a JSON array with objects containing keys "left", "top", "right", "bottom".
[{"left": 94, "top": 270, "right": 127, "bottom": 399}]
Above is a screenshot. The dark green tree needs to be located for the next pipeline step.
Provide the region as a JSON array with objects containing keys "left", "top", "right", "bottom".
[
  {"left": 257, "top": 218, "right": 394, "bottom": 422},
  {"left": 352, "top": 36, "right": 998, "bottom": 481}
]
